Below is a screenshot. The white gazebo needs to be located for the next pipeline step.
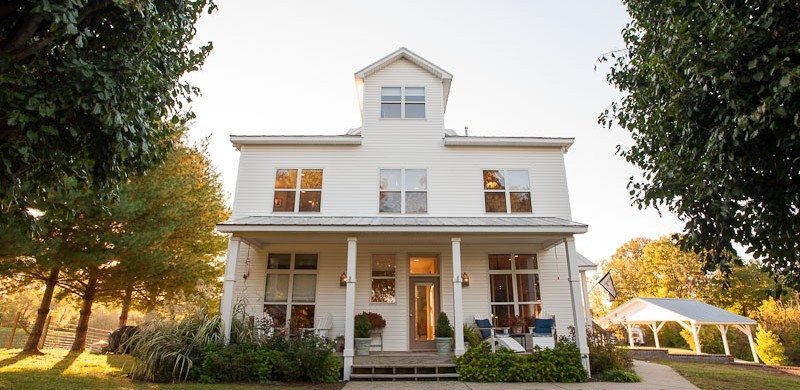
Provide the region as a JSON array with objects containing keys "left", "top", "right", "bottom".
[{"left": 598, "top": 298, "right": 759, "bottom": 363}]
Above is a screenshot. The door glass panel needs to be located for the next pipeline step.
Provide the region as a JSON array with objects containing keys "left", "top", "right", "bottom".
[
  {"left": 414, "top": 283, "right": 436, "bottom": 341},
  {"left": 409, "top": 256, "right": 437, "bottom": 274}
]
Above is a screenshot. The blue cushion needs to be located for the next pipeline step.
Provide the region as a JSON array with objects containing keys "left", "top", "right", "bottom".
[
  {"left": 533, "top": 332, "right": 552, "bottom": 337},
  {"left": 475, "top": 319, "right": 492, "bottom": 339},
  {"left": 534, "top": 318, "right": 553, "bottom": 330}
]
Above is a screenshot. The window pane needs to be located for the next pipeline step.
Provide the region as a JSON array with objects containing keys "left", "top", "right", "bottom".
[
  {"left": 488, "top": 254, "right": 512, "bottom": 270},
  {"left": 381, "top": 87, "right": 401, "bottom": 101},
  {"left": 491, "top": 305, "right": 514, "bottom": 327},
  {"left": 265, "top": 305, "right": 287, "bottom": 328},
  {"left": 515, "top": 254, "right": 538, "bottom": 270},
  {"left": 275, "top": 169, "right": 297, "bottom": 189},
  {"left": 294, "top": 254, "right": 318, "bottom": 270},
  {"left": 292, "top": 274, "right": 316, "bottom": 302},
  {"left": 405, "top": 87, "right": 425, "bottom": 101},
  {"left": 484, "top": 192, "right": 507, "bottom": 212},
  {"left": 371, "top": 279, "right": 396, "bottom": 303},
  {"left": 510, "top": 192, "right": 532, "bottom": 212},
  {"left": 409, "top": 256, "right": 437, "bottom": 275},
  {"left": 405, "top": 169, "right": 427, "bottom": 190},
  {"left": 483, "top": 170, "right": 505, "bottom": 189},
  {"left": 405, "top": 192, "right": 427, "bottom": 213},
  {"left": 300, "top": 169, "right": 323, "bottom": 189},
  {"left": 379, "top": 191, "right": 401, "bottom": 213},
  {"left": 405, "top": 103, "right": 425, "bottom": 118},
  {"left": 517, "top": 274, "right": 539, "bottom": 302},
  {"left": 290, "top": 305, "right": 315, "bottom": 332},
  {"left": 519, "top": 304, "right": 542, "bottom": 321},
  {"left": 273, "top": 191, "right": 296, "bottom": 212},
  {"left": 299, "top": 191, "right": 321, "bottom": 212},
  {"left": 379, "top": 169, "right": 402, "bottom": 190},
  {"left": 490, "top": 274, "right": 514, "bottom": 302},
  {"left": 268, "top": 254, "right": 291, "bottom": 269},
  {"left": 265, "top": 274, "right": 289, "bottom": 301},
  {"left": 507, "top": 170, "right": 530, "bottom": 190},
  {"left": 381, "top": 103, "right": 401, "bottom": 118},
  {"left": 372, "top": 254, "right": 396, "bottom": 277}
]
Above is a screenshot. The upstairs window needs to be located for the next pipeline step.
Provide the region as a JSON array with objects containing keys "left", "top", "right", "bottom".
[
  {"left": 379, "top": 169, "right": 427, "bottom": 213},
  {"left": 483, "top": 169, "right": 532, "bottom": 213},
  {"left": 381, "top": 87, "right": 425, "bottom": 119},
  {"left": 273, "top": 169, "right": 323, "bottom": 212}
]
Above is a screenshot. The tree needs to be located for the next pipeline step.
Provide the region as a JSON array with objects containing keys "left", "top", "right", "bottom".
[
  {"left": 0, "top": 0, "right": 215, "bottom": 226},
  {"left": 600, "top": 0, "right": 800, "bottom": 287},
  {"left": 755, "top": 325, "right": 789, "bottom": 366}
]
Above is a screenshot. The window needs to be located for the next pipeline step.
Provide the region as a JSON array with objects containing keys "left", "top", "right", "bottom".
[
  {"left": 379, "top": 169, "right": 427, "bottom": 213},
  {"left": 488, "top": 254, "right": 541, "bottom": 326},
  {"left": 264, "top": 253, "right": 318, "bottom": 331},
  {"left": 483, "top": 169, "right": 532, "bottom": 213},
  {"left": 273, "top": 169, "right": 323, "bottom": 212},
  {"left": 371, "top": 254, "right": 396, "bottom": 303},
  {"left": 381, "top": 87, "right": 425, "bottom": 119}
]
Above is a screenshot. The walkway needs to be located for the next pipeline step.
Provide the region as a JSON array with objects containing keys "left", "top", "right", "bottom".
[{"left": 343, "top": 360, "right": 698, "bottom": 390}]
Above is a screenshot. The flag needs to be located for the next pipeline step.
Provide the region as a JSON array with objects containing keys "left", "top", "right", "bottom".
[{"left": 598, "top": 271, "right": 616, "bottom": 300}]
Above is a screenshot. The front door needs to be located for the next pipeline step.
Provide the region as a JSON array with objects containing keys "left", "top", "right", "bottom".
[{"left": 409, "top": 276, "right": 440, "bottom": 350}]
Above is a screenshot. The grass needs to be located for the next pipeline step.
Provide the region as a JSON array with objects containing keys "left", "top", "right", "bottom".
[
  {"left": 0, "top": 349, "right": 344, "bottom": 390},
  {"left": 657, "top": 360, "right": 800, "bottom": 390}
]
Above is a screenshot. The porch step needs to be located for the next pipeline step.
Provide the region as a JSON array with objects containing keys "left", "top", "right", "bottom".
[{"left": 351, "top": 364, "right": 458, "bottom": 381}]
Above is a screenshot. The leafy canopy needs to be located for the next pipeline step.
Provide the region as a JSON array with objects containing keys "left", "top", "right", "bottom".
[{"left": 601, "top": 0, "right": 800, "bottom": 287}]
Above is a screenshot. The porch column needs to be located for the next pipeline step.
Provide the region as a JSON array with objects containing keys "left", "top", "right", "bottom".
[
  {"left": 717, "top": 325, "right": 731, "bottom": 356},
  {"left": 343, "top": 237, "right": 357, "bottom": 380},
  {"left": 564, "top": 238, "right": 590, "bottom": 375},
  {"left": 221, "top": 236, "right": 241, "bottom": 344},
  {"left": 579, "top": 270, "right": 592, "bottom": 329},
  {"left": 451, "top": 237, "right": 465, "bottom": 356}
]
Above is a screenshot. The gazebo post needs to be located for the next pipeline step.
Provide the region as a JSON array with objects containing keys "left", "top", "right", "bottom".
[
  {"left": 649, "top": 322, "right": 664, "bottom": 349},
  {"left": 625, "top": 323, "right": 635, "bottom": 348},
  {"left": 735, "top": 324, "right": 760, "bottom": 363},
  {"left": 716, "top": 324, "right": 731, "bottom": 356},
  {"left": 692, "top": 323, "right": 702, "bottom": 355}
]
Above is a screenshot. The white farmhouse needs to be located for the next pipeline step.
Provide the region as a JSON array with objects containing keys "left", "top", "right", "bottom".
[{"left": 217, "top": 48, "right": 596, "bottom": 379}]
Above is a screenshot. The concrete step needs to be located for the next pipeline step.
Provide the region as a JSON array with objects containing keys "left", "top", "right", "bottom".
[
  {"left": 350, "top": 373, "right": 459, "bottom": 381},
  {"left": 351, "top": 364, "right": 458, "bottom": 381}
]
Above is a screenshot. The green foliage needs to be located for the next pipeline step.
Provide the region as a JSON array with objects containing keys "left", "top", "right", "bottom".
[
  {"left": 0, "top": 0, "right": 215, "bottom": 225},
  {"left": 755, "top": 325, "right": 789, "bottom": 366},
  {"left": 463, "top": 323, "right": 482, "bottom": 348},
  {"left": 597, "top": 369, "right": 641, "bottom": 383},
  {"left": 356, "top": 311, "right": 386, "bottom": 329},
  {"left": 588, "top": 326, "right": 633, "bottom": 375},
  {"left": 455, "top": 342, "right": 587, "bottom": 382},
  {"left": 354, "top": 314, "right": 372, "bottom": 338},
  {"left": 197, "top": 344, "right": 276, "bottom": 383},
  {"left": 755, "top": 296, "right": 800, "bottom": 365},
  {"left": 600, "top": 0, "right": 800, "bottom": 287},
  {"left": 436, "top": 312, "right": 454, "bottom": 338}
]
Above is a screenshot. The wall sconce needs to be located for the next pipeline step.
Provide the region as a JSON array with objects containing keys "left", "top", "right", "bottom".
[
  {"left": 339, "top": 272, "right": 348, "bottom": 287},
  {"left": 461, "top": 272, "right": 470, "bottom": 287}
]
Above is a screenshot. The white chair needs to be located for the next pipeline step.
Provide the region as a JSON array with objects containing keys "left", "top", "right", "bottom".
[
  {"left": 529, "top": 314, "right": 557, "bottom": 349},
  {"left": 474, "top": 314, "right": 526, "bottom": 353},
  {"left": 302, "top": 312, "right": 333, "bottom": 338}
]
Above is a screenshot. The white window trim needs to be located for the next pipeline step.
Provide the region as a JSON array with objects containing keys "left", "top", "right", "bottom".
[
  {"left": 482, "top": 169, "right": 532, "bottom": 214},
  {"left": 263, "top": 253, "right": 319, "bottom": 329},
  {"left": 487, "top": 253, "right": 541, "bottom": 318},
  {"left": 370, "top": 253, "right": 397, "bottom": 304},
  {"left": 380, "top": 86, "right": 426, "bottom": 119},
  {"left": 378, "top": 168, "right": 428, "bottom": 214},
  {"left": 272, "top": 168, "right": 323, "bottom": 213}
]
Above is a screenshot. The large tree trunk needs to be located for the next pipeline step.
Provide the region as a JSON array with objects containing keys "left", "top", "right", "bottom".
[
  {"left": 23, "top": 266, "right": 60, "bottom": 353},
  {"left": 118, "top": 285, "right": 133, "bottom": 328},
  {"left": 70, "top": 268, "right": 98, "bottom": 352}
]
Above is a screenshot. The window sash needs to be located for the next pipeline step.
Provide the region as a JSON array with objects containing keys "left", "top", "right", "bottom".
[
  {"left": 483, "top": 169, "right": 532, "bottom": 213},
  {"left": 380, "top": 86, "right": 425, "bottom": 119},
  {"left": 487, "top": 253, "right": 540, "bottom": 319},
  {"left": 273, "top": 168, "right": 323, "bottom": 212},
  {"left": 371, "top": 254, "right": 396, "bottom": 303},
  {"left": 264, "top": 253, "right": 319, "bottom": 329},
  {"left": 379, "top": 168, "right": 427, "bottom": 214}
]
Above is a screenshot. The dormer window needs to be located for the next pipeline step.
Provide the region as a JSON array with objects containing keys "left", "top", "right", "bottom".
[{"left": 381, "top": 87, "right": 425, "bottom": 119}]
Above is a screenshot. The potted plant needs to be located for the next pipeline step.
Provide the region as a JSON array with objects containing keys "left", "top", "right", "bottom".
[
  {"left": 354, "top": 314, "right": 372, "bottom": 356},
  {"left": 435, "top": 312, "right": 454, "bottom": 356},
  {"left": 508, "top": 315, "right": 524, "bottom": 334}
]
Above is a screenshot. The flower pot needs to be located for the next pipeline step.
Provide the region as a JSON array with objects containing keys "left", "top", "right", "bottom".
[
  {"left": 355, "top": 337, "right": 371, "bottom": 356},
  {"left": 436, "top": 337, "right": 452, "bottom": 356},
  {"left": 512, "top": 326, "right": 523, "bottom": 334}
]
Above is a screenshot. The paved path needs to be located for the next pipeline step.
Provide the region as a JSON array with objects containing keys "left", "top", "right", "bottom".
[{"left": 343, "top": 360, "right": 698, "bottom": 390}]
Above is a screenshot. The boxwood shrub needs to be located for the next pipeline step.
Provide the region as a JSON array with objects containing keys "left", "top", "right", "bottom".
[{"left": 455, "top": 342, "right": 588, "bottom": 382}]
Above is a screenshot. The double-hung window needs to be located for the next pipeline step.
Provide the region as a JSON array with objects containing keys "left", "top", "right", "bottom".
[
  {"left": 381, "top": 87, "right": 425, "bottom": 119},
  {"left": 264, "top": 253, "right": 318, "bottom": 331},
  {"left": 483, "top": 169, "right": 532, "bottom": 213},
  {"left": 488, "top": 254, "right": 541, "bottom": 326},
  {"left": 371, "top": 254, "right": 396, "bottom": 303},
  {"left": 273, "top": 169, "right": 323, "bottom": 212},
  {"left": 379, "top": 169, "right": 427, "bottom": 213}
]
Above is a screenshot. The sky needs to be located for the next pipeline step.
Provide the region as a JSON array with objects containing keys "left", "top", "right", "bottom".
[{"left": 184, "top": 0, "right": 684, "bottom": 263}]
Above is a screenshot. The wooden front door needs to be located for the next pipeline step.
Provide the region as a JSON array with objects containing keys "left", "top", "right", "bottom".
[{"left": 409, "top": 276, "right": 440, "bottom": 350}]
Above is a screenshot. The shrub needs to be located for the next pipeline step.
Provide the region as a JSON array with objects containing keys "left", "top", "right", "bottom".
[
  {"left": 354, "top": 314, "right": 372, "bottom": 338},
  {"left": 755, "top": 325, "right": 789, "bottom": 366},
  {"left": 456, "top": 342, "right": 587, "bottom": 382},
  {"left": 198, "top": 344, "right": 278, "bottom": 383},
  {"left": 597, "top": 368, "right": 641, "bottom": 382},
  {"left": 463, "top": 324, "right": 482, "bottom": 348},
  {"left": 436, "top": 312, "right": 454, "bottom": 338},
  {"left": 358, "top": 311, "right": 386, "bottom": 329},
  {"left": 588, "top": 326, "right": 633, "bottom": 375}
]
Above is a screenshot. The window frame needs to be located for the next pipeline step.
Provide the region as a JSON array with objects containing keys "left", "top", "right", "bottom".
[
  {"left": 370, "top": 253, "right": 397, "bottom": 304},
  {"left": 380, "top": 86, "right": 426, "bottom": 119},
  {"left": 263, "top": 253, "right": 319, "bottom": 330},
  {"left": 487, "top": 253, "right": 541, "bottom": 323},
  {"left": 482, "top": 169, "right": 532, "bottom": 214},
  {"left": 272, "top": 168, "right": 323, "bottom": 213},
  {"left": 378, "top": 168, "right": 428, "bottom": 214}
]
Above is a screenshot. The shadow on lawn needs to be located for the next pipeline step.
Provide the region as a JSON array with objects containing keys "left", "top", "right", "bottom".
[
  {"left": 53, "top": 351, "right": 80, "bottom": 374},
  {"left": 0, "top": 351, "right": 34, "bottom": 368}
]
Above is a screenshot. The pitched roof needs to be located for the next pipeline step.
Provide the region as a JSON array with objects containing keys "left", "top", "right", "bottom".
[
  {"left": 576, "top": 252, "right": 596, "bottom": 270},
  {"left": 598, "top": 297, "right": 757, "bottom": 326}
]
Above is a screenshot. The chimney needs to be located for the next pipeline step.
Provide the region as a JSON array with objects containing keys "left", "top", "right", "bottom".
[{"left": 464, "top": 126, "right": 469, "bottom": 137}]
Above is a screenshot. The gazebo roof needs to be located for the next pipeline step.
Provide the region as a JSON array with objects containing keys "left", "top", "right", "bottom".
[{"left": 598, "top": 297, "right": 757, "bottom": 327}]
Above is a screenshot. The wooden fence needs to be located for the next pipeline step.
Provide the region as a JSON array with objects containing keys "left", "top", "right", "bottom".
[{"left": 3, "top": 311, "right": 112, "bottom": 350}]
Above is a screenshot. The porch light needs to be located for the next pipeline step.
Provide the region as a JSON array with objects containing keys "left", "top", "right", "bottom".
[
  {"left": 340, "top": 272, "right": 348, "bottom": 287},
  {"left": 461, "top": 272, "right": 470, "bottom": 287}
]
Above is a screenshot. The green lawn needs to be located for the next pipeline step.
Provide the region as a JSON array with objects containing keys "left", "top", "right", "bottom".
[
  {"left": 657, "top": 360, "right": 800, "bottom": 390},
  {"left": 0, "top": 349, "right": 344, "bottom": 390}
]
